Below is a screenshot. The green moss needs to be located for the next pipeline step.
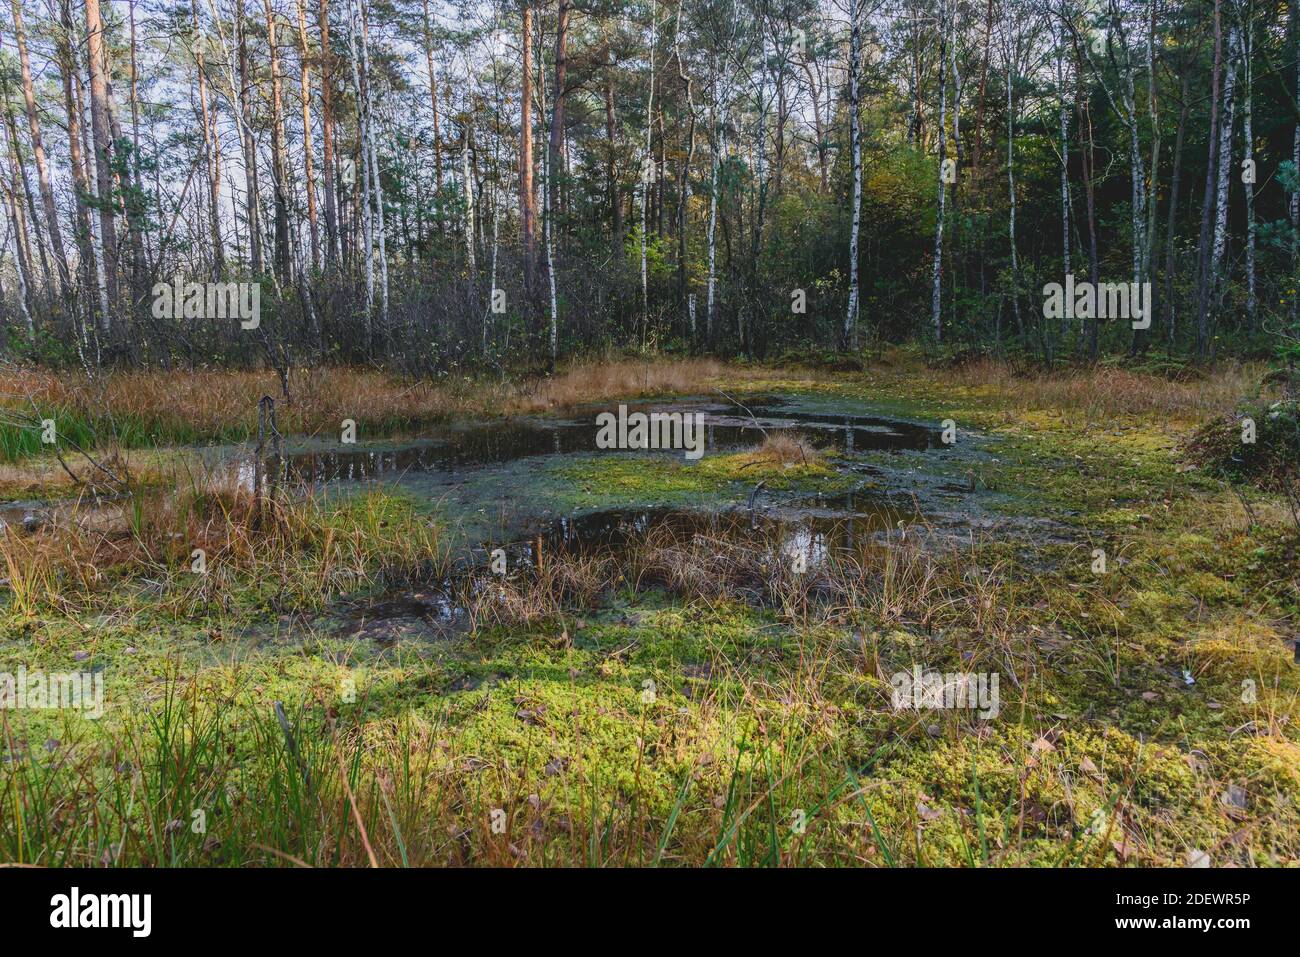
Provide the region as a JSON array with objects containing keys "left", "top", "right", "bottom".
[
  {"left": 4, "top": 365, "right": 1299, "bottom": 867},
  {"left": 552, "top": 449, "right": 854, "bottom": 509}
]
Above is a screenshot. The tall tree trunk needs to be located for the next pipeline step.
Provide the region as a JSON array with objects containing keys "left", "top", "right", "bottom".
[
  {"left": 56, "top": 0, "right": 103, "bottom": 339},
  {"left": 2, "top": 104, "right": 51, "bottom": 291},
  {"left": 265, "top": 0, "right": 292, "bottom": 283},
  {"left": 63, "top": 0, "right": 108, "bottom": 338},
  {"left": 1079, "top": 91, "right": 1100, "bottom": 360},
  {"left": 971, "top": 0, "right": 994, "bottom": 174},
  {"left": 1162, "top": 69, "right": 1189, "bottom": 352},
  {"left": 128, "top": 0, "right": 148, "bottom": 272},
  {"left": 346, "top": 0, "right": 372, "bottom": 328},
  {"left": 549, "top": 0, "right": 572, "bottom": 221},
  {"left": 192, "top": 0, "right": 224, "bottom": 278},
  {"left": 427, "top": 8, "right": 446, "bottom": 199},
  {"left": 463, "top": 117, "right": 476, "bottom": 276},
  {"left": 1056, "top": 8, "right": 1071, "bottom": 347},
  {"left": 539, "top": 47, "right": 557, "bottom": 370},
  {"left": 673, "top": 0, "right": 697, "bottom": 337},
  {"left": 2, "top": 166, "right": 34, "bottom": 335},
  {"left": 237, "top": 0, "right": 264, "bottom": 274},
  {"left": 929, "top": 0, "right": 948, "bottom": 344},
  {"left": 639, "top": 0, "right": 657, "bottom": 341},
  {"left": 1242, "top": 10, "right": 1255, "bottom": 330},
  {"left": 10, "top": 0, "right": 70, "bottom": 297},
  {"left": 844, "top": 0, "right": 862, "bottom": 351},
  {"left": 1194, "top": 0, "right": 1223, "bottom": 360},
  {"left": 705, "top": 57, "right": 721, "bottom": 348},
  {"left": 1006, "top": 5, "right": 1023, "bottom": 342},
  {"left": 296, "top": 0, "right": 321, "bottom": 271},
  {"left": 1292, "top": 0, "right": 1300, "bottom": 331},
  {"left": 1210, "top": 24, "right": 1239, "bottom": 302},
  {"left": 1135, "top": 0, "right": 1159, "bottom": 354},
  {"left": 85, "top": 0, "right": 119, "bottom": 322},
  {"left": 520, "top": 2, "right": 537, "bottom": 329},
  {"left": 101, "top": 10, "right": 146, "bottom": 313},
  {"left": 360, "top": 0, "right": 387, "bottom": 332},
  {"left": 319, "top": 0, "right": 339, "bottom": 269},
  {"left": 604, "top": 61, "right": 622, "bottom": 243}
]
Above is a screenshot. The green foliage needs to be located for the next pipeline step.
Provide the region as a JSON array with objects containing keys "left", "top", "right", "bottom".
[{"left": 1187, "top": 400, "right": 1300, "bottom": 493}]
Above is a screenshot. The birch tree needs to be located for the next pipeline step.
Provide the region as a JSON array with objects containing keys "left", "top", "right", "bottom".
[
  {"left": 640, "top": 0, "right": 658, "bottom": 339},
  {"left": 1194, "top": 0, "right": 1222, "bottom": 359},
  {"left": 191, "top": 0, "right": 224, "bottom": 278},
  {"left": 265, "top": 0, "right": 293, "bottom": 282},
  {"left": 929, "top": 0, "right": 948, "bottom": 344},
  {"left": 1210, "top": 22, "right": 1239, "bottom": 317},
  {"left": 10, "top": 0, "right": 69, "bottom": 297},
  {"left": 1240, "top": 3, "right": 1256, "bottom": 329},
  {"left": 519, "top": 1, "right": 537, "bottom": 323},
  {"left": 844, "top": 0, "right": 862, "bottom": 350},
  {"left": 705, "top": 57, "right": 721, "bottom": 346},
  {"left": 319, "top": 0, "right": 339, "bottom": 268},
  {"left": 295, "top": 0, "right": 322, "bottom": 271},
  {"left": 85, "top": 0, "right": 119, "bottom": 318},
  {"left": 1054, "top": 5, "right": 1071, "bottom": 346},
  {"left": 1005, "top": 2, "right": 1022, "bottom": 340}
]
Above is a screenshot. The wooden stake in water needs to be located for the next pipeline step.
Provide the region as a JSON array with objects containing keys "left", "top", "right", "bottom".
[
  {"left": 255, "top": 395, "right": 283, "bottom": 519},
  {"left": 254, "top": 398, "right": 267, "bottom": 518}
]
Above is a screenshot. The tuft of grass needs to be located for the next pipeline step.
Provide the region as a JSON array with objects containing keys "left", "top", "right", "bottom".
[{"left": 750, "top": 431, "right": 820, "bottom": 467}]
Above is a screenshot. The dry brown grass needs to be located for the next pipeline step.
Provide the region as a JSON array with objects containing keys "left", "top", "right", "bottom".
[
  {"left": 0, "top": 446, "right": 202, "bottom": 499},
  {"left": 466, "top": 548, "right": 614, "bottom": 629},
  {"left": 0, "top": 358, "right": 748, "bottom": 443},
  {"left": 2, "top": 354, "right": 1271, "bottom": 446},
  {"left": 750, "top": 430, "right": 820, "bottom": 466},
  {"left": 931, "top": 357, "right": 1271, "bottom": 423},
  {"left": 499, "top": 357, "right": 737, "bottom": 412}
]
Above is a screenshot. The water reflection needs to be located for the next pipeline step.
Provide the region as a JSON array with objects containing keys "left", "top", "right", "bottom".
[{"left": 228, "top": 397, "right": 941, "bottom": 489}]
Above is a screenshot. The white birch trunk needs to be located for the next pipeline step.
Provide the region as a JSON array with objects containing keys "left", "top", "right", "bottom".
[
  {"left": 345, "top": 0, "right": 374, "bottom": 329},
  {"left": 69, "top": 24, "right": 111, "bottom": 332},
  {"left": 1293, "top": 5, "right": 1299, "bottom": 328},
  {"left": 929, "top": 0, "right": 948, "bottom": 344},
  {"left": 463, "top": 120, "right": 476, "bottom": 275},
  {"left": 360, "top": 0, "right": 388, "bottom": 332},
  {"left": 486, "top": 190, "right": 499, "bottom": 352},
  {"left": 1242, "top": 17, "right": 1256, "bottom": 327},
  {"left": 1143, "top": 0, "right": 1159, "bottom": 300},
  {"left": 845, "top": 0, "right": 863, "bottom": 349},
  {"left": 540, "top": 52, "right": 558, "bottom": 366},
  {"left": 1056, "top": 12, "right": 1071, "bottom": 343},
  {"left": 1120, "top": 46, "right": 1147, "bottom": 292},
  {"left": 1006, "top": 5, "right": 1022, "bottom": 337},
  {"left": 706, "top": 118, "right": 721, "bottom": 344},
  {"left": 6, "top": 224, "right": 33, "bottom": 336},
  {"left": 640, "top": 0, "right": 657, "bottom": 333},
  {"left": 1211, "top": 25, "right": 1239, "bottom": 289}
]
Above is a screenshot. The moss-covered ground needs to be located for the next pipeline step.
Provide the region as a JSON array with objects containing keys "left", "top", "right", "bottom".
[{"left": 1, "top": 354, "right": 1295, "bottom": 866}]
